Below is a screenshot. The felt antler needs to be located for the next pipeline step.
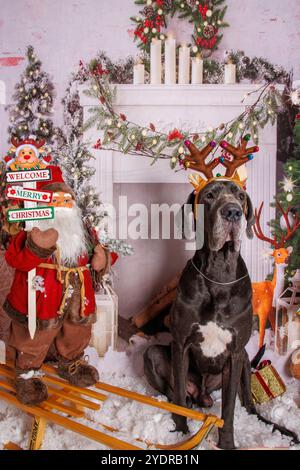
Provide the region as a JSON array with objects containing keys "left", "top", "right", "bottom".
[
  {"left": 219, "top": 134, "right": 259, "bottom": 177},
  {"left": 183, "top": 140, "right": 219, "bottom": 179},
  {"left": 11, "top": 137, "right": 20, "bottom": 148},
  {"left": 254, "top": 202, "right": 279, "bottom": 248}
]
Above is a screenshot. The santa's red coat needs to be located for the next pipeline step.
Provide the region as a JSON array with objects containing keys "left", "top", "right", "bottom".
[{"left": 5, "top": 230, "right": 117, "bottom": 322}]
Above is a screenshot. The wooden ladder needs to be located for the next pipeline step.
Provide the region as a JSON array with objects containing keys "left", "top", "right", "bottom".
[{"left": 0, "top": 362, "right": 223, "bottom": 450}]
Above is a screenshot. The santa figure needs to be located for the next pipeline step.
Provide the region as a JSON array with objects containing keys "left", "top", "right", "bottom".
[{"left": 3, "top": 166, "right": 114, "bottom": 405}]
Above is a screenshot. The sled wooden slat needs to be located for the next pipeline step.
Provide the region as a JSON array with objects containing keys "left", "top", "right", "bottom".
[
  {"left": 2, "top": 362, "right": 108, "bottom": 402},
  {"left": 0, "top": 388, "right": 140, "bottom": 450},
  {"left": 40, "top": 397, "right": 85, "bottom": 418},
  {"left": 48, "top": 387, "right": 100, "bottom": 411},
  {"left": 0, "top": 362, "right": 222, "bottom": 450},
  {"left": 3, "top": 441, "right": 23, "bottom": 450},
  {"left": 94, "top": 381, "right": 224, "bottom": 427},
  {"left": 0, "top": 364, "right": 99, "bottom": 413},
  {"left": 41, "top": 364, "right": 108, "bottom": 402},
  {"left": 0, "top": 379, "right": 15, "bottom": 392}
]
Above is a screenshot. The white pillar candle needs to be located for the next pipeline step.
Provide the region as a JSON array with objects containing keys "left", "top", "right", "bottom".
[
  {"left": 191, "top": 56, "right": 203, "bottom": 84},
  {"left": 164, "top": 35, "right": 176, "bottom": 85},
  {"left": 178, "top": 44, "right": 190, "bottom": 84},
  {"left": 133, "top": 63, "right": 145, "bottom": 85},
  {"left": 224, "top": 63, "right": 236, "bottom": 84},
  {"left": 150, "top": 39, "right": 162, "bottom": 85}
]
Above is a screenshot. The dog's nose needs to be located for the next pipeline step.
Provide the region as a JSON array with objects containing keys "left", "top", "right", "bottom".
[{"left": 221, "top": 203, "right": 243, "bottom": 222}]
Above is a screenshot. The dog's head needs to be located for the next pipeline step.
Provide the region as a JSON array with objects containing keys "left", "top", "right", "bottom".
[{"left": 194, "top": 180, "right": 254, "bottom": 252}]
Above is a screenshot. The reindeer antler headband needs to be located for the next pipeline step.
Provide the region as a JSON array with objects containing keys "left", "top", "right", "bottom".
[{"left": 183, "top": 134, "right": 259, "bottom": 193}]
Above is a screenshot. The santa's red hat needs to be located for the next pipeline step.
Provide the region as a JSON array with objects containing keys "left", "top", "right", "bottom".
[{"left": 36, "top": 165, "right": 76, "bottom": 199}]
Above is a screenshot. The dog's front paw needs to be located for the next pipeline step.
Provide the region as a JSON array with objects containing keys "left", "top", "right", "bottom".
[
  {"left": 218, "top": 431, "right": 236, "bottom": 450},
  {"left": 172, "top": 414, "right": 189, "bottom": 434}
]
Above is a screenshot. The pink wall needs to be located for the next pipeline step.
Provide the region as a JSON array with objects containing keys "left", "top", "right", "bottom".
[{"left": 0, "top": 1, "right": 299, "bottom": 136}]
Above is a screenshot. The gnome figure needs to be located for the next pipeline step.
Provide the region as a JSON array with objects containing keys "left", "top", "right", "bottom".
[{"left": 3, "top": 166, "right": 113, "bottom": 405}]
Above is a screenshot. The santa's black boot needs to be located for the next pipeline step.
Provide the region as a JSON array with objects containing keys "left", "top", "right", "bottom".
[
  {"left": 16, "top": 369, "right": 48, "bottom": 405},
  {"left": 57, "top": 356, "right": 99, "bottom": 387}
]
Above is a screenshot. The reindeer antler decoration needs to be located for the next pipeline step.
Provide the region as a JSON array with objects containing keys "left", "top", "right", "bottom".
[
  {"left": 183, "top": 140, "right": 219, "bottom": 178},
  {"left": 11, "top": 137, "right": 46, "bottom": 149},
  {"left": 219, "top": 135, "right": 259, "bottom": 177},
  {"left": 254, "top": 201, "right": 300, "bottom": 248}
]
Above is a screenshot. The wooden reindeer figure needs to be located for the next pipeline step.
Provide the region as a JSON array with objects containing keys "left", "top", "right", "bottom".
[{"left": 252, "top": 202, "right": 300, "bottom": 348}]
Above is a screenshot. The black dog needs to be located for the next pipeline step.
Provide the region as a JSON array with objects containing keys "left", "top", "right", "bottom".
[{"left": 144, "top": 180, "right": 298, "bottom": 449}]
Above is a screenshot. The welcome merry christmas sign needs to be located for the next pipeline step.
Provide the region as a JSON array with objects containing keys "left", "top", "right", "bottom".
[
  {"left": 7, "top": 206, "right": 54, "bottom": 223},
  {"left": 6, "top": 168, "right": 51, "bottom": 183},
  {"left": 6, "top": 185, "right": 53, "bottom": 203}
]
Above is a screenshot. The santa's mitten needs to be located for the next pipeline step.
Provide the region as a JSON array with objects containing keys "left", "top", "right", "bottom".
[
  {"left": 91, "top": 244, "right": 110, "bottom": 273},
  {"left": 27, "top": 227, "right": 58, "bottom": 258}
]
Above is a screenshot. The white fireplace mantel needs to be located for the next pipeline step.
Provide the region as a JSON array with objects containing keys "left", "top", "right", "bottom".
[{"left": 80, "top": 84, "right": 282, "bottom": 282}]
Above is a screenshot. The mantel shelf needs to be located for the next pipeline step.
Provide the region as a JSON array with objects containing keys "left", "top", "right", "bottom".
[{"left": 79, "top": 83, "right": 284, "bottom": 107}]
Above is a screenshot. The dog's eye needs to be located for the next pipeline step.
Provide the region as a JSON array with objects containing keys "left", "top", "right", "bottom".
[
  {"left": 238, "top": 193, "right": 245, "bottom": 201},
  {"left": 206, "top": 192, "right": 214, "bottom": 200}
]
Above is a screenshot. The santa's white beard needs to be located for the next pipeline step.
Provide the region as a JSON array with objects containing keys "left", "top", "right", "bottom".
[{"left": 36, "top": 205, "right": 87, "bottom": 266}]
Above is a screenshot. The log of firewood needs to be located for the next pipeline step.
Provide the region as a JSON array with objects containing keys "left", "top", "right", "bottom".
[
  {"left": 118, "top": 315, "right": 141, "bottom": 342},
  {"left": 133, "top": 275, "right": 179, "bottom": 328}
]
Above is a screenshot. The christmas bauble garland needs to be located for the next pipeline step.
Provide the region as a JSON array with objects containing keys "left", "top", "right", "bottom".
[
  {"left": 131, "top": 0, "right": 228, "bottom": 58},
  {"left": 81, "top": 59, "right": 283, "bottom": 171}
]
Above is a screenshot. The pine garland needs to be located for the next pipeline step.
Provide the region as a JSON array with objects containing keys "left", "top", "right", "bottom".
[{"left": 81, "top": 58, "right": 284, "bottom": 171}]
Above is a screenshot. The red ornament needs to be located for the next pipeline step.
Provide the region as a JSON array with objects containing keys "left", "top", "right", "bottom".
[
  {"left": 93, "top": 139, "right": 102, "bottom": 150},
  {"left": 168, "top": 128, "right": 184, "bottom": 141},
  {"left": 296, "top": 113, "right": 300, "bottom": 120},
  {"left": 198, "top": 3, "right": 208, "bottom": 19}
]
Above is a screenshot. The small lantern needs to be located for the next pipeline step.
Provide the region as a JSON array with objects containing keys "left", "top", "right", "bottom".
[
  {"left": 275, "top": 269, "right": 300, "bottom": 355},
  {"left": 90, "top": 278, "right": 118, "bottom": 357}
]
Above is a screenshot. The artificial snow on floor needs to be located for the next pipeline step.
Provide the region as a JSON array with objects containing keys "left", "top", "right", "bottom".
[{"left": 0, "top": 330, "right": 299, "bottom": 450}]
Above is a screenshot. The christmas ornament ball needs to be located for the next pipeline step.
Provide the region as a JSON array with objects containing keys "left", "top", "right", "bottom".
[{"left": 290, "top": 348, "right": 300, "bottom": 380}]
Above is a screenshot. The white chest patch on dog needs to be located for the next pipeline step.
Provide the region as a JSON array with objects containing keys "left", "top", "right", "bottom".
[{"left": 196, "top": 322, "right": 232, "bottom": 358}]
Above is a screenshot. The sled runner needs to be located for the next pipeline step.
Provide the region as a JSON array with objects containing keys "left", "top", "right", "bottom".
[{"left": 0, "top": 362, "right": 223, "bottom": 450}]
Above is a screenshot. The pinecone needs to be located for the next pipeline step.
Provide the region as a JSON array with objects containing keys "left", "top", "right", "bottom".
[
  {"left": 143, "top": 6, "right": 154, "bottom": 17},
  {"left": 164, "top": 0, "right": 174, "bottom": 9},
  {"left": 203, "top": 24, "right": 216, "bottom": 39}
]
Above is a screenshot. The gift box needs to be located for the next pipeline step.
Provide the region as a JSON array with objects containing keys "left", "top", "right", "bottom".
[
  {"left": 251, "top": 360, "right": 286, "bottom": 404},
  {"left": 90, "top": 280, "right": 118, "bottom": 357}
]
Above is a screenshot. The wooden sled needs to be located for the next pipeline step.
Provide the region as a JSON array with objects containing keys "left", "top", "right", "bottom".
[{"left": 0, "top": 362, "right": 223, "bottom": 450}]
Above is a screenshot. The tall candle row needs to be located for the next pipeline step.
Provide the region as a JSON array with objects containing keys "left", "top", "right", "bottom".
[{"left": 133, "top": 37, "right": 236, "bottom": 85}]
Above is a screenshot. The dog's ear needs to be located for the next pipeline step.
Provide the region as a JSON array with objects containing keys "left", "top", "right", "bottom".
[
  {"left": 245, "top": 192, "right": 255, "bottom": 239},
  {"left": 175, "top": 191, "right": 196, "bottom": 239}
]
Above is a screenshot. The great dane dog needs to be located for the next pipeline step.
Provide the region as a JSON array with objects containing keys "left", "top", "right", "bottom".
[{"left": 144, "top": 177, "right": 298, "bottom": 449}]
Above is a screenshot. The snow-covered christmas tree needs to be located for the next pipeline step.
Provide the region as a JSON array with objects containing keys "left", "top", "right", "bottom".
[
  {"left": 7, "top": 45, "right": 56, "bottom": 144},
  {"left": 57, "top": 77, "right": 133, "bottom": 257}
]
